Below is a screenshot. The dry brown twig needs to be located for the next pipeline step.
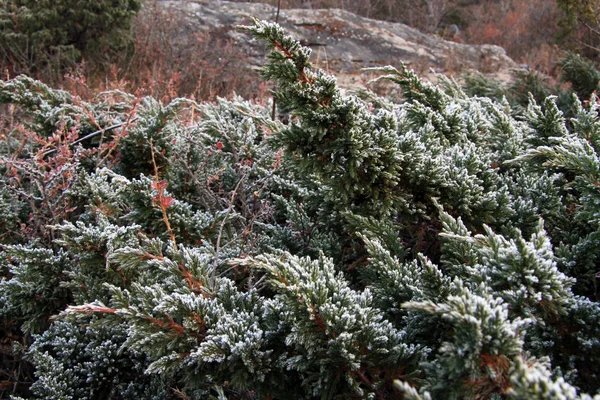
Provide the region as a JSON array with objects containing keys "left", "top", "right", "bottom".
[{"left": 149, "top": 139, "right": 178, "bottom": 252}]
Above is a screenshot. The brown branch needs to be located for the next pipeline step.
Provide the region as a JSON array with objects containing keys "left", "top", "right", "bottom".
[
  {"left": 172, "top": 388, "right": 192, "bottom": 400},
  {"left": 67, "top": 304, "right": 117, "bottom": 314},
  {"left": 149, "top": 139, "right": 177, "bottom": 251},
  {"left": 353, "top": 368, "right": 374, "bottom": 391},
  {"left": 575, "top": 38, "right": 600, "bottom": 54},
  {"left": 165, "top": 314, "right": 185, "bottom": 336},
  {"left": 580, "top": 18, "right": 600, "bottom": 39},
  {"left": 273, "top": 40, "right": 312, "bottom": 84},
  {"left": 178, "top": 262, "right": 210, "bottom": 298},
  {"left": 143, "top": 314, "right": 185, "bottom": 336},
  {"left": 141, "top": 252, "right": 165, "bottom": 261}
]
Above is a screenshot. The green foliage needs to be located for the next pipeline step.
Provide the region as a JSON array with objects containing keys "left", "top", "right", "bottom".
[
  {"left": 239, "top": 252, "right": 421, "bottom": 397},
  {"left": 1, "top": 20, "right": 600, "bottom": 400},
  {"left": 463, "top": 69, "right": 562, "bottom": 114},
  {"left": 559, "top": 52, "right": 600, "bottom": 100},
  {"left": 240, "top": 20, "right": 404, "bottom": 218},
  {"left": 405, "top": 280, "right": 531, "bottom": 399},
  {"left": 0, "top": 0, "right": 141, "bottom": 78},
  {"left": 0, "top": 244, "right": 73, "bottom": 333},
  {"left": 27, "top": 321, "right": 166, "bottom": 400},
  {"left": 462, "top": 52, "right": 600, "bottom": 118}
]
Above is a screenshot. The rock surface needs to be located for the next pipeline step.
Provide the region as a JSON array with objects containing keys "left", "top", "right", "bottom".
[{"left": 157, "top": 0, "right": 517, "bottom": 87}]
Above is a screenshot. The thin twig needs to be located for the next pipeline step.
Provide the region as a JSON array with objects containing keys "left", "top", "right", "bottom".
[
  {"left": 580, "top": 18, "right": 600, "bottom": 39},
  {"left": 271, "top": 0, "right": 282, "bottom": 121},
  {"left": 96, "top": 111, "right": 139, "bottom": 167},
  {"left": 575, "top": 39, "right": 600, "bottom": 54},
  {"left": 212, "top": 174, "right": 246, "bottom": 288},
  {"left": 42, "top": 117, "right": 139, "bottom": 156}
]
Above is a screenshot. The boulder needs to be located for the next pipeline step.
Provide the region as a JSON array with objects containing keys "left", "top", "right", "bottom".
[{"left": 156, "top": 0, "right": 517, "bottom": 88}]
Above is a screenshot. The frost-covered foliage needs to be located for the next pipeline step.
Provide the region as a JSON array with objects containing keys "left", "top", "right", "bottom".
[
  {"left": 26, "top": 321, "right": 166, "bottom": 400},
  {"left": 1, "top": 19, "right": 600, "bottom": 399}
]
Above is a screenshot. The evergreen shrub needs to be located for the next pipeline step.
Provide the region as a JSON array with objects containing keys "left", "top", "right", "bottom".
[
  {"left": 0, "top": 0, "right": 142, "bottom": 80},
  {"left": 0, "top": 19, "right": 599, "bottom": 399}
]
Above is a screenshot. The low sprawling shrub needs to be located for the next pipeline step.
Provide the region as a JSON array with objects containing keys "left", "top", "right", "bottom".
[{"left": 0, "top": 20, "right": 599, "bottom": 399}]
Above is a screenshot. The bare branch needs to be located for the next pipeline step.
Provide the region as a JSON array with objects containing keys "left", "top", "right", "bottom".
[{"left": 42, "top": 117, "right": 139, "bottom": 156}]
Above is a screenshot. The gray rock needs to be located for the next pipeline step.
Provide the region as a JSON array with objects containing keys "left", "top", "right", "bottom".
[{"left": 156, "top": 0, "right": 517, "bottom": 87}]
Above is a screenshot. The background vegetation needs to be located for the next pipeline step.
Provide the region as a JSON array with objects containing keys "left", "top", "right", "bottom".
[{"left": 2, "top": 0, "right": 600, "bottom": 102}]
